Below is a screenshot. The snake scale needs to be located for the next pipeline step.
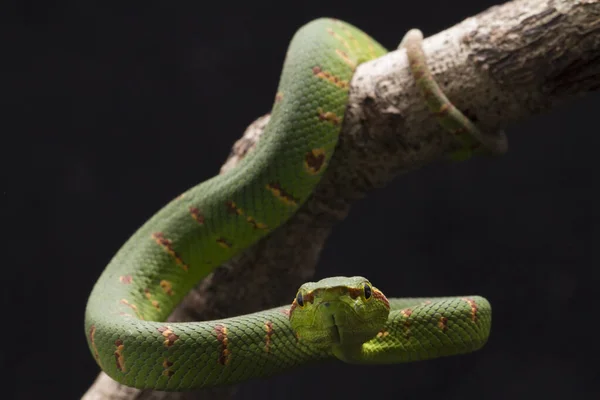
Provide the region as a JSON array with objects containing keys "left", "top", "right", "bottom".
[{"left": 85, "top": 18, "right": 506, "bottom": 391}]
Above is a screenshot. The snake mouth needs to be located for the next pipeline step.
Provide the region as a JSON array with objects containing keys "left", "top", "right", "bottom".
[{"left": 330, "top": 315, "right": 341, "bottom": 344}]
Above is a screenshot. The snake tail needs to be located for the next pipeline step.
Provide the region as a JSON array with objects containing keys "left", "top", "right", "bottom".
[{"left": 399, "top": 29, "right": 508, "bottom": 161}]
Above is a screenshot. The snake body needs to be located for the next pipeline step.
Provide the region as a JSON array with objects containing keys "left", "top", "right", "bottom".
[{"left": 85, "top": 19, "right": 498, "bottom": 391}]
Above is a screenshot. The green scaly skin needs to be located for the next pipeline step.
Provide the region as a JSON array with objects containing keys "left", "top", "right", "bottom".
[
  {"left": 289, "top": 277, "right": 490, "bottom": 364},
  {"left": 85, "top": 19, "right": 497, "bottom": 392}
]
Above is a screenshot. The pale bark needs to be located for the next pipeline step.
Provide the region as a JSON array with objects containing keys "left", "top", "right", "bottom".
[{"left": 82, "top": 0, "right": 600, "bottom": 398}]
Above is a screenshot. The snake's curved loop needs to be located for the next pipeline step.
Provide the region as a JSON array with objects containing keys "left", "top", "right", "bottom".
[{"left": 84, "top": 19, "right": 492, "bottom": 392}]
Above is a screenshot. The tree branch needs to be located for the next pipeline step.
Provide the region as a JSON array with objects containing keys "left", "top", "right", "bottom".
[{"left": 81, "top": 0, "right": 600, "bottom": 398}]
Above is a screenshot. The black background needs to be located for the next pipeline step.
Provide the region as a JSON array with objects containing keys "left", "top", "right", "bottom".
[{"left": 5, "top": 0, "right": 600, "bottom": 399}]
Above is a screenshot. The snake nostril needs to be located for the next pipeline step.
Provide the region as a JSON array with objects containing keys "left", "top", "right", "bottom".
[{"left": 323, "top": 302, "right": 330, "bottom": 307}]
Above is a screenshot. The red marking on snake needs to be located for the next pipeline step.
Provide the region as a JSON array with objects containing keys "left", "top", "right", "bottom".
[
  {"left": 266, "top": 182, "right": 298, "bottom": 206},
  {"left": 339, "top": 24, "right": 360, "bottom": 49},
  {"left": 162, "top": 359, "right": 175, "bottom": 377},
  {"left": 346, "top": 285, "right": 382, "bottom": 303},
  {"left": 401, "top": 308, "right": 412, "bottom": 339},
  {"left": 346, "top": 287, "right": 362, "bottom": 299},
  {"left": 317, "top": 108, "right": 340, "bottom": 125},
  {"left": 216, "top": 237, "right": 232, "bottom": 249},
  {"left": 143, "top": 288, "right": 160, "bottom": 310},
  {"left": 376, "top": 329, "right": 390, "bottom": 338},
  {"left": 215, "top": 324, "right": 231, "bottom": 365},
  {"left": 439, "top": 316, "right": 448, "bottom": 332},
  {"left": 289, "top": 299, "right": 298, "bottom": 317},
  {"left": 119, "top": 299, "right": 143, "bottom": 320},
  {"left": 157, "top": 326, "right": 179, "bottom": 348},
  {"left": 275, "top": 92, "right": 283, "bottom": 103},
  {"left": 335, "top": 49, "right": 356, "bottom": 69},
  {"left": 151, "top": 232, "right": 189, "bottom": 271},
  {"left": 311, "top": 66, "right": 349, "bottom": 90},
  {"left": 144, "top": 288, "right": 160, "bottom": 310},
  {"left": 89, "top": 325, "right": 101, "bottom": 365},
  {"left": 326, "top": 27, "right": 351, "bottom": 51},
  {"left": 304, "top": 148, "right": 327, "bottom": 175},
  {"left": 280, "top": 307, "right": 291, "bottom": 317},
  {"left": 264, "top": 321, "right": 274, "bottom": 353},
  {"left": 288, "top": 291, "right": 314, "bottom": 316},
  {"left": 114, "top": 339, "right": 126, "bottom": 372},
  {"left": 189, "top": 206, "right": 205, "bottom": 225},
  {"left": 119, "top": 275, "right": 132, "bottom": 284},
  {"left": 246, "top": 215, "right": 268, "bottom": 230},
  {"left": 289, "top": 292, "right": 314, "bottom": 316},
  {"left": 434, "top": 103, "right": 454, "bottom": 118},
  {"left": 462, "top": 297, "right": 478, "bottom": 322},
  {"left": 304, "top": 291, "right": 315, "bottom": 304},
  {"left": 225, "top": 200, "right": 243, "bottom": 216},
  {"left": 160, "top": 280, "right": 174, "bottom": 296},
  {"left": 372, "top": 288, "right": 390, "bottom": 309}
]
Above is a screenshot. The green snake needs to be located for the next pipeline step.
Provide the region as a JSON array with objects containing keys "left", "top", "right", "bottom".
[{"left": 85, "top": 19, "right": 504, "bottom": 391}]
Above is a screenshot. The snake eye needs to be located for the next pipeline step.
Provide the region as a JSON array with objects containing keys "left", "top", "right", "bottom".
[
  {"left": 363, "top": 283, "right": 372, "bottom": 300},
  {"left": 296, "top": 291, "right": 305, "bottom": 307}
]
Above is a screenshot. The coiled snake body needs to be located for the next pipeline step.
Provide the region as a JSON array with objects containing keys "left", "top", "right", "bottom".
[{"left": 85, "top": 19, "right": 503, "bottom": 391}]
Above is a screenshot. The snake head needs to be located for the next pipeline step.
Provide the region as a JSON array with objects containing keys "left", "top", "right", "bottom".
[{"left": 289, "top": 276, "right": 390, "bottom": 348}]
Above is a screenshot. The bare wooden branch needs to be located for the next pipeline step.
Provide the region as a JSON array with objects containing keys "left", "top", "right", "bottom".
[{"left": 81, "top": 0, "right": 600, "bottom": 398}]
